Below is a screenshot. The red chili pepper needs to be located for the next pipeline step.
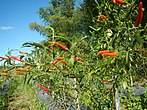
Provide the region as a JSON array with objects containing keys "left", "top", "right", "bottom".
[
  {"left": 102, "top": 52, "right": 118, "bottom": 56},
  {"left": 50, "top": 57, "right": 64, "bottom": 70},
  {"left": 3, "top": 58, "right": 9, "bottom": 60},
  {"left": 97, "top": 50, "right": 110, "bottom": 55},
  {"left": 62, "top": 61, "right": 67, "bottom": 65},
  {"left": 98, "top": 15, "right": 106, "bottom": 22},
  {"left": 36, "top": 84, "right": 50, "bottom": 93},
  {"left": 116, "top": 0, "right": 124, "bottom": 4},
  {"left": 135, "top": 2, "right": 143, "bottom": 26}
]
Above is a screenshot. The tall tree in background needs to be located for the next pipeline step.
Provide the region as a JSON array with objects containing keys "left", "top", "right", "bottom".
[
  {"left": 80, "top": 0, "right": 99, "bottom": 35},
  {"left": 29, "top": 0, "right": 85, "bottom": 37}
]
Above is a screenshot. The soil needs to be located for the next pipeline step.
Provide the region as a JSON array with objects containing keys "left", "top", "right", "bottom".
[{"left": 7, "top": 81, "right": 40, "bottom": 110}]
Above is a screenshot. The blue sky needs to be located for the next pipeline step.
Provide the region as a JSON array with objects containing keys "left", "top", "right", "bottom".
[
  {"left": 0, "top": 0, "right": 82, "bottom": 57},
  {"left": 0, "top": 0, "right": 49, "bottom": 57}
]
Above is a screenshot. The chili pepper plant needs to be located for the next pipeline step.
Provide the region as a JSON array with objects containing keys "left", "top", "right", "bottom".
[{"left": 0, "top": 0, "right": 147, "bottom": 110}]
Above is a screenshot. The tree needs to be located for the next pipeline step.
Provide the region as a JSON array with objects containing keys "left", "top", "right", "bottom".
[
  {"left": 80, "top": 0, "right": 99, "bottom": 35},
  {"left": 29, "top": 0, "right": 85, "bottom": 37}
]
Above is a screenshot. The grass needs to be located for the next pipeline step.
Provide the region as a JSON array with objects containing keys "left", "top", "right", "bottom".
[{"left": 7, "top": 76, "right": 47, "bottom": 110}]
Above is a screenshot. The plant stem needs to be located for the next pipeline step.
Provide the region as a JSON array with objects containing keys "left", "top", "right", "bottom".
[{"left": 73, "top": 78, "right": 80, "bottom": 110}]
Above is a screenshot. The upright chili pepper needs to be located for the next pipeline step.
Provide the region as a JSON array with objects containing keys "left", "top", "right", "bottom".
[{"left": 135, "top": 2, "right": 143, "bottom": 26}]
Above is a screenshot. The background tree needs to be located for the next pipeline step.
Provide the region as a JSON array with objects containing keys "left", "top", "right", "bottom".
[
  {"left": 29, "top": 0, "right": 85, "bottom": 37},
  {"left": 80, "top": 0, "right": 99, "bottom": 35}
]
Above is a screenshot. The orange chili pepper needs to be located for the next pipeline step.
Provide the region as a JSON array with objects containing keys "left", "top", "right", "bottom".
[
  {"left": 0, "top": 56, "right": 9, "bottom": 60},
  {"left": 102, "top": 52, "right": 118, "bottom": 56},
  {"left": 25, "top": 66, "right": 31, "bottom": 69},
  {"left": 50, "top": 57, "right": 64, "bottom": 70},
  {"left": 74, "top": 57, "right": 83, "bottom": 61},
  {"left": 55, "top": 57, "right": 64, "bottom": 61},
  {"left": 112, "top": 0, "right": 116, "bottom": 3},
  {"left": 10, "top": 56, "right": 19, "bottom": 60},
  {"left": 98, "top": 15, "right": 106, "bottom": 22},
  {"left": 15, "top": 69, "right": 28, "bottom": 75},
  {"left": 10, "top": 56, "right": 24, "bottom": 62},
  {"left": 0, "top": 72, "right": 10, "bottom": 77},
  {"left": 36, "top": 84, "right": 50, "bottom": 93},
  {"left": 135, "top": 2, "right": 143, "bottom": 26},
  {"left": 102, "top": 80, "right": 110, "bottom": 83},
  {"left": 49, "top": 42, "right": 54, "bottom": 50},
  {"left": 19, "top": 51, "right": 28, "bottom": 54},
  {"left": 97, "top": 50, "right": 110, "bottom": 55},
  {"left": 15, "top": 66, "right": 30, "bottom": 75},
  {"left": 112, "top": 0, "right": 124, "bottom": 4},
  {"left": 16, "top": 68, "right": 28, "bottom": 72},
  {"left": 53, "top": 42, "right": 68, "bottom": 50}
]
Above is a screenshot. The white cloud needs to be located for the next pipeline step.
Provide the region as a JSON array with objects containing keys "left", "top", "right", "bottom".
[{"left": 0, "top": 26, "right": 14, "bottom": 30}]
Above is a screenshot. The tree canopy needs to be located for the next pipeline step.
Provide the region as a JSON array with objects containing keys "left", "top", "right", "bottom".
[{"left": 29, "top": 0, "right": 86, "bottom": 37}]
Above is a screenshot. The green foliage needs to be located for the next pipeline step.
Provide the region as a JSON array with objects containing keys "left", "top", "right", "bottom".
[{"left": 0, "top": 0, "right": 147, "bottom": 110}]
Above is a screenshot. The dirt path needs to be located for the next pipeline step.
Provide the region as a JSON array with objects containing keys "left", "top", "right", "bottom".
[{"left": 7, "top": 77, "right": 44, "bottom": 110}]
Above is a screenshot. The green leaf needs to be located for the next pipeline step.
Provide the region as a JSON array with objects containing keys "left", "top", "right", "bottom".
[
  {"left": 22, "top": 42, "right": 44, "bottom": 48},
  {"left": 112, "top": 34, "right": 117, "bottom": 49},
  {"left": 135, "top": 31, "right": 143, "bottom": 46},
  {"left": 67, "top": 55, "right": 75, "bottom": 68},
  {"left": 55, "top": 35, "right": 72, "bottom": 44},
  {"left": 122, "top": 81, "right": 128, "bottom": 90}
]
